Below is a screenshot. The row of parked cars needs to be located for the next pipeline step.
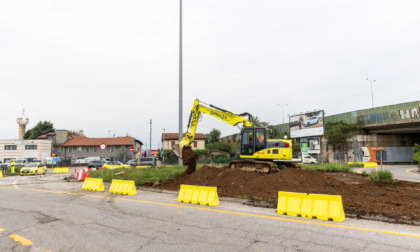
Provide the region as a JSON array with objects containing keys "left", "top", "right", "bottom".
[{"left": 87, "top": 157, "right": 158, "bottom": 170}]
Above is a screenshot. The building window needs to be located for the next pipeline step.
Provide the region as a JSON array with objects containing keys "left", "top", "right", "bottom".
[
  {"left": 111, "top": 146, "right": 115, "bottom": 152},
  {"left": 5, "top": 145, "right": 17, "bottom": 150},
  {"left": 25, "top": 145, "right": 37, "bottom": 150},
  {"left": 171, "top": 141, "right": 175, "bottom": 147},
  {"left": 69, "top": 147, "right": 72, "bottom": 153},
  {"left": 78, "top": 146, "right": 82, "bottom": 152},
  {"left": 94, "top": 146, "right": 98, "bottom": 152},
  {"left": 86, "top": 146, "right": 90, "bottom": 152},
  {"left": 193, "top": 141, "right": 197, "bottom": 148},
  {"left": 58, "top": 147, "right": 61, "bottom": 152}
]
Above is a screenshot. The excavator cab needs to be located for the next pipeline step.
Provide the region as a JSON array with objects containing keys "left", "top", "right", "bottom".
[{"left": 240, "top": 127, "right": 268, "bottom": 156}]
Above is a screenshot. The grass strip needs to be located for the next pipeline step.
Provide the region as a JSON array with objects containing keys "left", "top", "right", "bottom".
[{"left": 89, "top": 165, "right": 203, "bottom": 185}]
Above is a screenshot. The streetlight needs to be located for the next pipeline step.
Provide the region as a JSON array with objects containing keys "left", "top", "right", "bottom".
[
  {"left": 162, "top": 129, "right": 165, "bottom": 164},
  {"left": 178, "top": 0, "right": 183, "bottom": 166},
  {"left": 366, "top": 78, "right": 376, "bottom": 108},
  {"left": 277, "top": 104, "right": 288, "bottom": 124}
]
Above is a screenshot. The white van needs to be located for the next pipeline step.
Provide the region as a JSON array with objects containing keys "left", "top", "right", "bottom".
[{"left": 302, "top": 153, "right": 318, "bottom": 164}]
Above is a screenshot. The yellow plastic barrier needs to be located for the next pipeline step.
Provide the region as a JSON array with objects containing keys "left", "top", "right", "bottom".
[
  {"left": 178, "top": 185, "right": 219, "bottom": 206},
  {"left": 53, "top": 167, "right": 69, "bottom": 173},
  {"left": 0, "top": 171, "right": 3, "bottom": 178},
  {"left": 364, "top": 162, "right": 377, "bottom": 168},
  {"left": 82, "top": 178, "right": 105, "bottom": 191},
  {"left": 136, "top": 166, "right": 151, "bottom": 169},
  {"left": 277, "top": 191, "right": 345, "bottom": 222},
  {"left": 109, "top": 179, "right": 137, "bottom": 195}
]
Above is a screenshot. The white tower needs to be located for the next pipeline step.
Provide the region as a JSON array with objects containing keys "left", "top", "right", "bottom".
[{"left": 16, "top": 109, "right": 29, "bottom": 140}]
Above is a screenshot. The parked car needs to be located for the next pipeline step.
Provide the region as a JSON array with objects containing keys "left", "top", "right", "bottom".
[
  {"left": 103, "top": 161, "right": 131, "bottom": 169},
  {"left": 14, "top": 159, "right": 28, "bottom": 166},
  {"left": 303, "top": 117, "right": 319, "bottom": 127},
  {"left": 88, "top": 160, "right": 107, "bottom": 170},
  {"left": 136, "top": 157, "right": 157, "bottom": 167},
  {"left": 20, "top": 162, "right": 47, "bottom": 176}
]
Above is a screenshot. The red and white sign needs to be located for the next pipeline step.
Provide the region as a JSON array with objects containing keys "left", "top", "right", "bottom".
[
  {"left": 99, "top": 143, "right": 107, "bottom": 150},
  {"left": 130, "top": 147, "right": 136, "bottom": 153}
]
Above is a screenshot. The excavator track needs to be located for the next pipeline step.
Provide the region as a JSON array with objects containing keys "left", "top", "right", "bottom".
[
  {"left": 229, "top": 160, "right": 301, "bottom": 173},
  {"left": 229, "top": 160, "right": 278, "bottom": 173}
]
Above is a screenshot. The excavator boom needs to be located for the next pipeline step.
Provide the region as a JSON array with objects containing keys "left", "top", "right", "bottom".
[{"left": 173, "top": 99, "right": 253, "bottom": 158}]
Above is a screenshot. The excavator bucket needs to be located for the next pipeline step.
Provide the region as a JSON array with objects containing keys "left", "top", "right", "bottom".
[{"left": 173, "top": 144, "right": 183, "bottom": 159}]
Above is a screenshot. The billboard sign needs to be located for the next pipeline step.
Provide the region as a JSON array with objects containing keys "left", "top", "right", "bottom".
[
  {"left": 308, "top": 137, "right": 321, "bottom": 154},
  {"left": 289, "top": 110, "right": 325, "bottom": 138}
]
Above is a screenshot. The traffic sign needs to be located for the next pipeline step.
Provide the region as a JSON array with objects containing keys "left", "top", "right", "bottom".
[
  {"left": 100, "top": 143, "right": 107, "bottom": 150},
  {"left": 130, "top": 147, "right": 136, "bottom": 152}
]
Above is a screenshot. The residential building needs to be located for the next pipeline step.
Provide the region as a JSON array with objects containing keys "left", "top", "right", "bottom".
[
  {"left": 162, "top": 133, "right": 206, "bottom": 150},
  {"left": 0, "top": 139, "right": 52, "bottom": 163},
  {"left": 61, "top": 135, "right": 143, "bottom": 162}
]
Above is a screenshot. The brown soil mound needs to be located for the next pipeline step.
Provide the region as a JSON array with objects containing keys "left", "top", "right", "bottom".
[
  {"left": 182, "top": 147, "right": 196, "bottom": 174},
  {"left": 159, "top": 165, "right": 420, "bottom": 223}
]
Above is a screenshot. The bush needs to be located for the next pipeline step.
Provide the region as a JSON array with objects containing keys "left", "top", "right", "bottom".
[
  {"left": 413, "top": 144, "right": 420, "bottom": 169},
  {"left": 301, "top": 163, "right": 353, "bottom": 173},
  {"left": 214, "top": 155, "right": 230, "bottom": 164},
  {"left": 368, "top": 170, "right": 398, "bottom": 185}
]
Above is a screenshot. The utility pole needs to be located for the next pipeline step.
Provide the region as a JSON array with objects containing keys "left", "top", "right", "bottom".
[
  {"left": 178, "top": 0, "right": 183, "bottom": 165},
  {"left": 162, "top": 129, "right": 165, "bottom": 164},
  {"left": 150, "top": 119, "right": 152, "bottom": 157}
]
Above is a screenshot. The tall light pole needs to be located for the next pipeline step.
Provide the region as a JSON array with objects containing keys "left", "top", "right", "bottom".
[
  {"left": 178, "top": 0, "right": 183, "bottom": 165},
  {"left": 162, "top": 129, "right": 165, "bottom": 164},
  {"left": 150, "top": 119, "right": 152, "bottom": 157},
  {"left": 277, "top": 104, "right": 288, "bottom": 124},
  {"left": 366, "top": 78, "right": 375, "bottom": 108}
]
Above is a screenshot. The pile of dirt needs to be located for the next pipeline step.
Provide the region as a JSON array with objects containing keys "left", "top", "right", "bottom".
[
  {"left": 182, "top": 147, "right": 196, "bottom": 174},
  {"left": 159, "top": 165, "right": 420, "bottom": 223}
]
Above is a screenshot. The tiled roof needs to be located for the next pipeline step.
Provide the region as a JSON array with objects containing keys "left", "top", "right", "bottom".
[
  {"left": 162, "top": 133, "right": 206, "bottom": 140},
  {"left": 37, "top": 132, "right": 55, "bottom": 139},
  {"left": 62, "top": 136, "right": 143, "bottom": 147},
  {"left": 70, "top": 135, "right": 88, "bottom": 139}
]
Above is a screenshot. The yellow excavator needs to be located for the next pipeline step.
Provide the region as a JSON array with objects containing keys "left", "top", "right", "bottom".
[{"left": 173, "top": 99, "right": 300, "bottom": 173}]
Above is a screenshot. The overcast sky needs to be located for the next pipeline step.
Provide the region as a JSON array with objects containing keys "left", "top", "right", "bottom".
[{"left": 1, "top": 0, "right": 419, "bottom": 149}]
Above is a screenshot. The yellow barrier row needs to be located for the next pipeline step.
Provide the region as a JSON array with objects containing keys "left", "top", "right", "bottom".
[
  {"left": 82, "top": 178, "right": 105, "bottom": 191},
  {"left": 109, "top": 179, "right": 137, "bottom": 195},
  {"left": 348, "top": 162, "right": 377, "bottom": 168},
  {"left": 277, "top": 191, "right": 345, "bottom": 222},
  {"left": 54, "top": 167, "right": 69, "bottom": 173},
  {"left": 178, "top": 185, "right": 219, "bottom": 206},
  {"left": 136, "top": 166, "right": 151, "bottom": 169},
  {"left": 0, "top": 171, "right": 2, "bottom": 178},
  {"left": 364, "top": 162, "right": 377, "bottom": 168}
]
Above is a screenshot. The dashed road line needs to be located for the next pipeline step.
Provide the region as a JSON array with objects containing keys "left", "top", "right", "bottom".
[
  {"left": 9, "top": 234, "right": 33, "bottom": 245},
  {"left": 1, "top": 185, "right": 420, "bottom": 239},
  {"left": 0, "top": 227, "right": 5, "bottom": 232}
]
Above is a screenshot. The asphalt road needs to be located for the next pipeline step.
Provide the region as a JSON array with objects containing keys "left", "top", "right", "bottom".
[
  {"left": 1, "top": 173, "right": 420, "bottom": 251},
  {"left": 355, "top": 164, "right": 420, "bottom": 182}
]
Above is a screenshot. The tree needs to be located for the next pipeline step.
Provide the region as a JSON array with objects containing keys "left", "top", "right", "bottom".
[
  {"left": 324, "top": 121, "right": 363, "bottom": 151},
  {"left": 206, "top": 142, "right": 232, "bottom": 153},
  {"left": 24, "top": 121, "right": 55, "bottom": 140},
  {"left": 252, "top": 116, "right": 271, "bottom": 128},
  {"left": 68, "top": 129, "right": 85, "bottom": 136},
  {"left": 205, "top": 129, "right": 221, "bottom": 144},
  {"left": 116, "top": 148, "right": 127, "bottom": 162}
]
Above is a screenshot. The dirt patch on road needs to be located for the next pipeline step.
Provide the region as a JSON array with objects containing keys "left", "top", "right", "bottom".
[{"left": 158, "top": 165, "right": 420, "bottom": 223}]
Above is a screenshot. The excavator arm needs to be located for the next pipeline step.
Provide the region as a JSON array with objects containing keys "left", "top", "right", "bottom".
[{"left": 173, "top": 99, "right": 254, "bottom": 158}]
